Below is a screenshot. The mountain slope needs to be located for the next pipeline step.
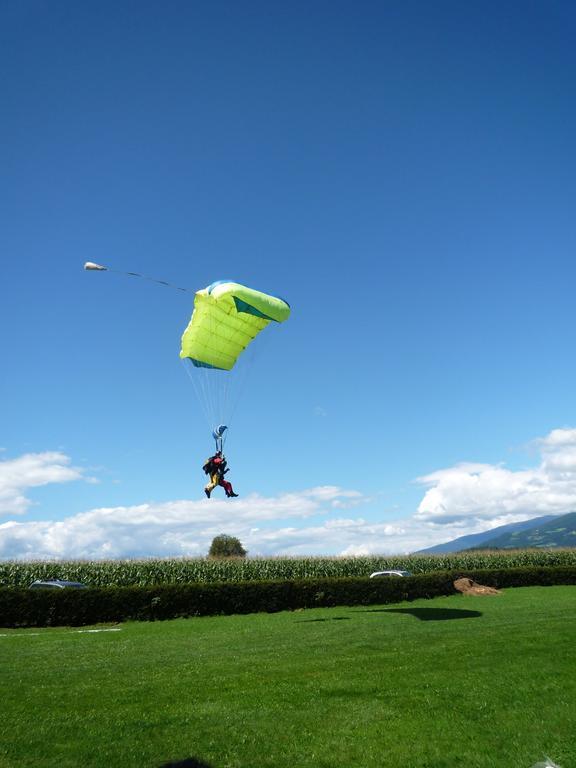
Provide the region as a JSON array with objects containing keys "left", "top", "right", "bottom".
[
  {"left": 415, "top": 515, "right": 559, "bottom": 554},
  {"left": 469, "top": 511, "right": 576, "bottom": 550}
]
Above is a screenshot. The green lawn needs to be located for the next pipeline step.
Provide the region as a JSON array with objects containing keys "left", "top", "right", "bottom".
[{"left": 1, "top": 586, "right": 575, "bottom": 768}]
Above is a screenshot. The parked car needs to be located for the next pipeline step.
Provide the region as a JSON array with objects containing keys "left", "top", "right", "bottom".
[
  {"left": 369, "top": 570, "right": 413, "bottom": 578},
  {"left": 29, "top": 580, "right": 87, "bottom": 590}
]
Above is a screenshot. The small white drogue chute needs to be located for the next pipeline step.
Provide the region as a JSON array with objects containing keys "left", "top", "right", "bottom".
[{"left": 84, "top": 262, "right": 108, "bottom": 271}]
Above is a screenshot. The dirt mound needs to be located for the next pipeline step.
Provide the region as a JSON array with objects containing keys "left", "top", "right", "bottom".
[{"left": 453, "top": 577, "right": 501, "bottom": 596}]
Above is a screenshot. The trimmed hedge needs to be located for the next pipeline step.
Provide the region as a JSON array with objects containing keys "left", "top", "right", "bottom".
[{"left": 1, "top": 566, "right": 575, "bottom": 628}]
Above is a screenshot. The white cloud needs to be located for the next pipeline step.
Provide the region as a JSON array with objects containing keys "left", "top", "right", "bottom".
[
  {"left": 0, "top": 452, "right": 85, "bottom": 517},
  {"left": 0, "top": 490, "right": 477, "bottom": 560},
  {"left": 3, "top": 427, "right": 576, "bottom": 560},
  {"left": 538, "top": 428, "right": 576, "bottom": 449},
  {"left": 0, "top": 486, "right": 380, "bottom": 560},
  {"left": 415, "top": 427, "right": 576, "bottom": 526}
]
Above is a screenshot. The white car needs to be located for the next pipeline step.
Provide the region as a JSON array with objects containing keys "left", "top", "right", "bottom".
[
  {"left": 29, "top": 580, "right": 87, "bottom": 590},
  {"left": 369, "top": 570, "right": 413, "bottom": 578}
]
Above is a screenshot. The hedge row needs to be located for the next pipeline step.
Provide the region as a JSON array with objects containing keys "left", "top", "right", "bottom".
[{"left": 1, "top": 566, "right": 575, "bottom": 628}]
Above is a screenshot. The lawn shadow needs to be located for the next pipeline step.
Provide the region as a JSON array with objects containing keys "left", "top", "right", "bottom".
[
  {"left": 366, "top": 607, "right": 482, "bottom": 621},
  {"left": 159, "top": 758, "right": 213, "bottom": 767}
]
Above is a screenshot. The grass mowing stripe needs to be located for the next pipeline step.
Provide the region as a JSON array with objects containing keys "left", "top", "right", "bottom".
[
  {"left": 0, "top": 587, "right": 575, "bottom": 768},
  {"left": 0, "top": 628, "right": 122, "bottom": 638}
]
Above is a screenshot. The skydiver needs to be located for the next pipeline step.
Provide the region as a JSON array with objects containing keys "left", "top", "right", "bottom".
[{"left": 203, "top": 451, "right": 239, "bottom": 498}]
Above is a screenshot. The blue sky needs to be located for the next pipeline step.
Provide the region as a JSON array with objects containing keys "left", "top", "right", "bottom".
[{"left": 2, "top": 1, "right": 576, "bottom": 559}]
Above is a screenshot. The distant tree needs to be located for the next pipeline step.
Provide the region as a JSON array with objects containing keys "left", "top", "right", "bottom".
[{"left": 208, "top": 534, "right": 247, "bottom": 559}]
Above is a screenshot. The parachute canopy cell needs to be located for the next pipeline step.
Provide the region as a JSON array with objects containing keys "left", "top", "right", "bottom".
[{"left": 180, "top": 281, "right": 290, "bottom": 370}]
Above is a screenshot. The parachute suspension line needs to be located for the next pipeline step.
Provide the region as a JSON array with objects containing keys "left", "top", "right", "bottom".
[
  {"left": 224, "top": 348, "right": 253, "bottom": 429},
  {"left": 206, "top": 303, "right": 230, "bottom": 442},
  {"left": 204, "top": 310, "right": 220, "bottom": 433},
  {"left": 184, "top": 363, "right": 207, "bottom": 426},
  {"left": 220, "top": 372, "right": 232, "bottom": 431},
  {"left": 224, "top": 328, "right": 268, "bottom": 432},
  {"left": 194, "top": 369, "right": 210, "bottom": 426},
  {"left": 183, "top": 361, "right": 214, "bottom": 431},
  {"left": 202, "top": 370, "right": 221, "bottom": 431}
]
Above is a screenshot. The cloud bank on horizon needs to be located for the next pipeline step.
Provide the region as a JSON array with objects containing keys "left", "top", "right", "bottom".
[
  {"left": 2, "top": 428, "right": 576, "bottom": 559},
  {"left": 416, "top": 428, "right": 576, "bottom": 524}
]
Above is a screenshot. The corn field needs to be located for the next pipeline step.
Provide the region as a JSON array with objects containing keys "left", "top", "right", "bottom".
[{"left": 1, "top": 549, "right": 576, "bottom": 588}]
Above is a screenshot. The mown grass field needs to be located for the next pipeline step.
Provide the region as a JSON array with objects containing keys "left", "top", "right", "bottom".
[
  {"left": 1, "top": 586, "right": 575, "bottom": 768},
  {"left": 2, "top": 549, "right": 576, "bottom": 587}
]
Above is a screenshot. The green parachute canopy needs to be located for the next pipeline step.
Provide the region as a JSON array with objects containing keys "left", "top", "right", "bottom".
[{"left": 180, "top": 280, "right": 291, "bottom": 371}]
